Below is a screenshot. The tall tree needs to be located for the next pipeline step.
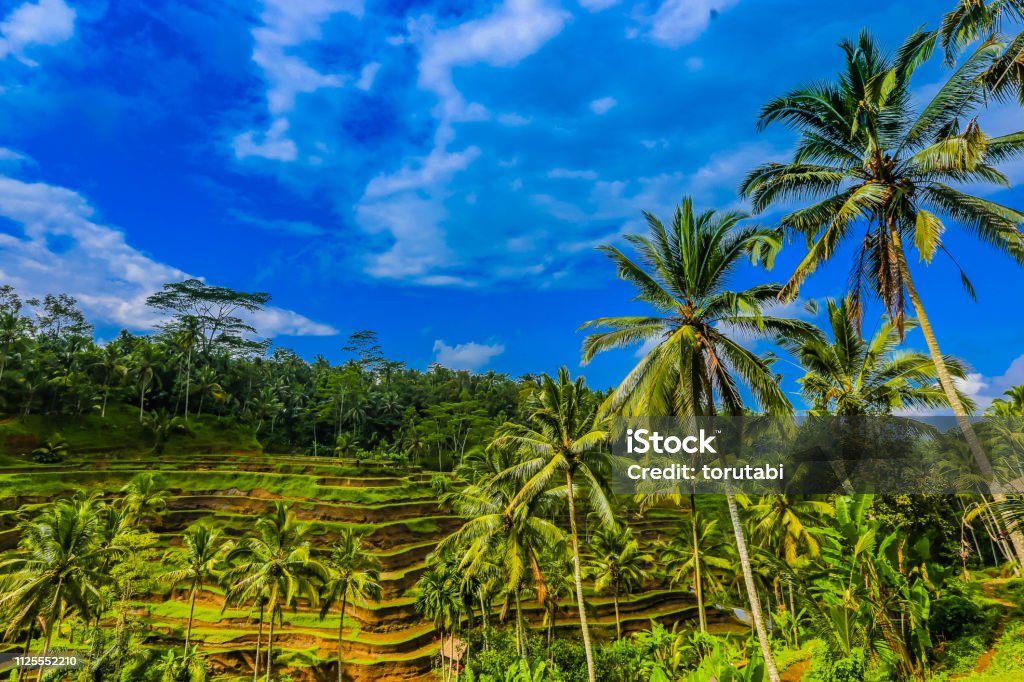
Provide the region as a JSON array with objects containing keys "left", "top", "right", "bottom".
[
  {"left": 491, "top": 368, "right": 612, "bottom": 682},
  {"left": 784, "top": 297, "right": 974, "bottom": 416},
  {"left": 0, "top": 497, "right": 104, "bottom": 665},
  {"left": 741, "top": 29, "right": 1024, "bottom": 564},
  {"left": 159, "top": 525, "right": 228, "bottom": 655},
  {"left": 224, "top": 503, "right": 327, "bottom": 682},
  {"left": 318, "top": 529, "right": 382, "bottom": 682},
  {"left": 581, "top": 198, "right": 818, "bottom": 682},
  {"left": 587, "top": 524, "right": 652, "bottom": 639},
  {"left": 146, "top": 279, "right": 271, "bottom": 357},
  {"left": 941, "top": 0, "right": 1024, "bottom": 102}
]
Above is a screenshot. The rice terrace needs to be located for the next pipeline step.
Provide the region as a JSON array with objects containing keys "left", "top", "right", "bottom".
[{"left": 2, "top": 0, "right": 1024, "bottom": 681}]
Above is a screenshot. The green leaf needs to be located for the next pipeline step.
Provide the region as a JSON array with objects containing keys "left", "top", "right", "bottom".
[{"left": 914, "top": 209, "right": 945, "bottom": 262}]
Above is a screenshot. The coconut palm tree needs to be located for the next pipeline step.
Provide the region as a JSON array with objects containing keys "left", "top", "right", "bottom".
[
  {"left": 159, "top": 525, "right": 228, "bottom": 655},
  {"left": 941, "top": 0, "right": 1024, "bottom": 102},
  {"left": 415, "top": 563, "right": 464, "bottom": 682},
  {"left": 581, "top": 198, "right": 818, "bottom": 682},
  {"left": 783, "top": 297, "right": 974, "bottom": 416},
  {"left": 318, "top": 529, "right": 382, "bottom": 682},
  {"left": 741, "top": 29, "right": 1024, "bottom": 564},
  {"left": 490, "top": 368, "right": 612, "bottom": 682},
  {"left": 224, "top": 502, "right": 328, "bottom": 682},
  {"left": 436, "top": 479, "right": 563, "bottom": 659},
  {"left": 0, "top": 497, "right": 104, "bottom": 665},
  {"left": 664, "top": 515, "right": 735, "bottom": 633},
  {"left": 746, "top": 495, "right": 834, "bottom": 565},
  {"left": 127, "top": 343, "right": 166, "bottom": 423},
  {"left": 587, "top": 524, "right": 653, "bottom": 639}
]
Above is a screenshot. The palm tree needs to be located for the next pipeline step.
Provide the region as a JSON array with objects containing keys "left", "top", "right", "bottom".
[
  {"left": 0, "top": 498, "right": 103, "bottom": 666},
  {"left": 318, "top": 529, "right": 382, "bottom": 682},
  {"left": 741, "top": 30, "right": 1024, "bottom": 564},
  {"left": 581, "top": 198, "right": 817, "bottom": 682},
  {"left": 224, "top": 502, "right": 328, "bottom": 682},
  {"left": 747, "top": 495, "right": 834, "bottom": 565},
  {"left": 121, "top": 472, "right": 168, "bottom": 524},
  {"left": 415, "top": 563, "right": 464, "bottom": 682},
  {"left": 436, "top": 479, "right": 563, "bottom": 659},
  {"left": 990, "top": 386, "right": 1024, "bottom": 416},
  {"left": 941, "top": 0, "right": 1024, "bottom": 102},
  {"left": 128, "top": 343, "right": 166, "bottom": 422},
  {"left": 587, "top": 524, "right": 653, "bottom": 639},
  {"left": 784, "top": 297, "right": 974, "bottom": 416},
  {"left": 170, "top": 316, "right": 201, "bottom": 421},
  {"left": 490, "top": 368, "right": 612, "bottom": 682},
  {"left": 664, "top": 515, "right": 734, "bottom": 633},
  {"left": 159, "top": 525, "right": 228, "bottom": 655}
]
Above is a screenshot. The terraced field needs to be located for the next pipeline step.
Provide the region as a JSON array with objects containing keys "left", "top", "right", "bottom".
[{"left": 0, "top": 452, "right": 721, "bottom": 681}]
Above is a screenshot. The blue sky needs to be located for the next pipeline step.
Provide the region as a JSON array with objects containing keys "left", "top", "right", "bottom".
[{"left": 0, "top": 0, "right": 1022, "bottom": 409}]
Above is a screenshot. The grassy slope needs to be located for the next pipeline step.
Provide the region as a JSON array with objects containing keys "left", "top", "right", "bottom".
[{"left": 0, "top": 404, "right": 261, "bottom": 457}]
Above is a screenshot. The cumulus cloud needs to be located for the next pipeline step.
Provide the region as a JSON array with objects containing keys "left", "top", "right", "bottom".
[
  {"left": 648, "top": 0, "right": 736, "bottom": 47},
  {"left": 432, "top": 339, "right": 505, "bottom": 370},
  {"left": 0, "top": 172, "right": 336, "bottom": 338},
  {"left": 956, "top": 355, "right": 1024, "bottom": 413},
  {"left": 0, "top": 0, "right": 75, "bottom": 64}
]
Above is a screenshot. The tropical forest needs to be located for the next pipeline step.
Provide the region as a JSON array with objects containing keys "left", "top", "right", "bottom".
[{"left": 2, "top": 1, "right": 1024, "bottom": 682}]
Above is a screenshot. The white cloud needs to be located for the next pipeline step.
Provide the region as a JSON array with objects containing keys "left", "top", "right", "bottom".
[
  {"left": 956, "top": 355, "right": 1024, "bottom": 413},
  {"left": 0, "top": 173, "right": 336, "bottom": 338},
  {"left": 648, "top": 0, "right": 736, "bottom": 48},
  {"left": 350, "top": 0, "right": 567, "bottom": 284},
  {"left": 234, "top": 0, "right": 366, "bottom": 162},
  {"left": 432, "top": 339, "right": 505, "bottom": 370},
  {"left": 364, "top": 146, "right": 481, "bottom": 199},
  {"left": 355, "top": 61, "right": 381, "bottom": 90},
  {"left": 356, "top": 147, "right": 482, "bottom": 281},
  {"left": 590, "top": 96, "right": 617, "bottom": 114},
  {"left": 414, "top": 0, "right": 569, "bottom": 123},
  {"left": 0, "top": 147, "right": 35, "bottom": 170},
  {"left": 233, "top": 118, "right": 299, "bottom": 161},
  {"left": 356, "top": 193, "right": 454, "bottom": 280},
  {"left": 0, "top": 0, "right": 75, "bottom": 65}
]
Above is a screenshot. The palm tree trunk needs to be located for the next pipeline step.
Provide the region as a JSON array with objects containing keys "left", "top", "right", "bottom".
[
  {"left": 613, "top": 591, "right": 621, "bottom": 639},
  {"left": 265, "top": 607, "right": 275, "bottom": 682},
  {"left": 184, "top": 584, "right": 198, "bottom": 654},
  {"left": 252, "top": 602, "right": 264, "bottom": 682},
  {"left": 890, "top": 228, "right": 1024, "bottom": 568},
  {"left": 514, "top": 589, "right": 525, "bottom": 659},
  {"left": 479, "top": 589, "right": 488, "bottom": 651},
  {"left": 338, "top": 593, "right": 347, "bottom": 682},
  {"left": 17, "top": 618, "right": 34, "bottom": 682},
  {"left": 690, "top": 492, "right": 707, "bottom": 632},
  {"left": 566, "top": 469, "right": 596, "bottom": 682},
  {"left": 139, "top": 383, "right": 145, "bottom": 422},
  {"left": 184, "top": 347, "right": 191, "bottom": 422},
  {"left": 725, "top": 490, "right": 780, "bottom": 682}
]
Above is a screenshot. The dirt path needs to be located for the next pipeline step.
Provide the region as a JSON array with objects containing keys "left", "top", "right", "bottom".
[
  {"left": 780, "top": 658, "right": 810, "bottom": 681},
  {"left": 950, "top": 580, "right": 1017, "bottom": 680}
]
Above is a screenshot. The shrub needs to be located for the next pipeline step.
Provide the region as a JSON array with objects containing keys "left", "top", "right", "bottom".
[{"left": 931, "top": 592, "right": 985, "bottom": 641}]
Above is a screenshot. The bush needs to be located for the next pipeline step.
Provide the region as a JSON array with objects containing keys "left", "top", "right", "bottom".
[{"left": 931, "top": 591, "right": 985, "bottom": 641}]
